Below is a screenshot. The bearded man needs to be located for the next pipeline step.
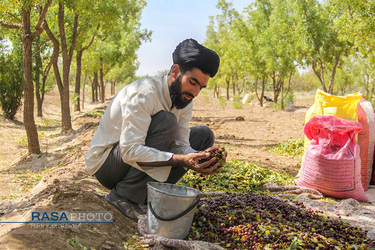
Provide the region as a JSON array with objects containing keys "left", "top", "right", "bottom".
[{"left": 85, "top": 38, "right": 226, "bottom": 221}]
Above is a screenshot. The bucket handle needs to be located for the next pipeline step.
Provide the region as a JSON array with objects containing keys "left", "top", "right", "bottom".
[{"left": 148, "top": 198, "right": 200, "bottom": 222}]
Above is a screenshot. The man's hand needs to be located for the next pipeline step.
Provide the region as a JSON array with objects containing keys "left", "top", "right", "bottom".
[
  {"left": 171, "top": 152, "right": 220, "bottom": 175},
  {"left": 138, "top": 146, "right": 228, "bottom": 175},
  {"left": 203, "top": 146, "right": 227, "bottom": 167}
]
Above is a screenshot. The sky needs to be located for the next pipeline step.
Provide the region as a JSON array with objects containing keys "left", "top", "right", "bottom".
[{"left": 135, "top": 0, "right": 252, "bottom": 76}]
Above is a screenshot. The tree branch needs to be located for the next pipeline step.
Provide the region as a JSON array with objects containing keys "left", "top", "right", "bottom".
[
  {"left": 0, "top": 21, "right": 22, "bottom": 29},
  {"left": 30, "top": 0, "right": 52, "bottom": 39},
  {"left": 82, "top": 24, "right": 100, "bottom": 51},
  {"left": 35, "top": 0, "right": 52, "bottom": 29},
  {"left": 68, "top": 14, "right": 79, "bottom": 60}
]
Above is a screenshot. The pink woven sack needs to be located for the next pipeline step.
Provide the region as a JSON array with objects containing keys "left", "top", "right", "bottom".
[{"left": 296, "top": 115, "right": 369, "bottom": 202}]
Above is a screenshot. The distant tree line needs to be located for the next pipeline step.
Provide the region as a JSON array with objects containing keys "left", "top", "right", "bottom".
[{"left": 205, "top": 0, "right": 375, "bottom": 109}]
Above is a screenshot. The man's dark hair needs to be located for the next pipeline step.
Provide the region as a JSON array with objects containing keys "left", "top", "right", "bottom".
[{"left": 172, "top": 39, "right": 220, "bottom": 77}]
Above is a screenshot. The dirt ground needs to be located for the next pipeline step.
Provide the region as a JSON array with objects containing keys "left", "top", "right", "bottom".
[{"left": 0, "top": 87, "right": 314, "bottom": 249}]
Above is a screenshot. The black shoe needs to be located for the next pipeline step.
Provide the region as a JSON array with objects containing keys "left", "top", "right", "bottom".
[{"left": 104, "top": 191, "right": 146, "bottom": 222}]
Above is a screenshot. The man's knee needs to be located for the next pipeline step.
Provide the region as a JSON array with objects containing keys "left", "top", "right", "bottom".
[
  {"left": 148, "top": 111, "right": 178, "bottom": 136},
  {"left": 190, "top": 125, "right": 215, "bottom": 151}
]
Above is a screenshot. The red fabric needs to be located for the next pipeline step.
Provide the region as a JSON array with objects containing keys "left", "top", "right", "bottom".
[{"left": 296, "top": 116, "right": 369, "bottom": 202}]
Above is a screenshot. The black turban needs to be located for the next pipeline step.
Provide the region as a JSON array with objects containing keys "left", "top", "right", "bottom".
[{"left": 172, "top": 39, "right": 220, "bottom": 77}]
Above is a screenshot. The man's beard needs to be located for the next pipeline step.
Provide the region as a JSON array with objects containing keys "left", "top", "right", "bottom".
[{"left": 169, "top": 75, "right": 194, "bottom": 109}]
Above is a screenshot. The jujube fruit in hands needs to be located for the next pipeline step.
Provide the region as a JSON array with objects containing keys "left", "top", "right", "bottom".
[{"left": 199, "top": 146, "right": 225, "bottom": 168}]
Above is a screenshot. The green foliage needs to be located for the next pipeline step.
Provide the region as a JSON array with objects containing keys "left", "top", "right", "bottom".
[
  {"left": 83, "top": 111, "right": 104, "bottom": 117},
  {"left": 0, "top": 35, "right": 23, "bottom": 119},
  {"left": 269, "top": 101, "right": 282, "bottom": 111},
  {"left": 206, "top": 0, "right": 375, "bottom": 101},
  {"left": 9, "top": 193, "right": 21, "bottom": 199},
  {"left": 268, "top": 139, "right": 305, "bottom": 157},
  {"left": 291, "top": 70, "right": 320, "bottom": 92},
  {"left": 286, "top": 90, "right": 295, "bottom": 103},
  {"left": 177, "top": 160, "right": 295, "bottom": 196},
  {"left": 70, "top": 93, "right": 80, "bottom": 106},
  {"left": 38, "top": 117, "right": 61, "bottom": 128},
  {"left": 219, "top": 97, "right": 227, "bottom": 107},
  {"left": 232, "top": 94, "right": 243, "bottom": 109},
  {"left": 66, "top": 236, "right": 88, "bottom": 249}
]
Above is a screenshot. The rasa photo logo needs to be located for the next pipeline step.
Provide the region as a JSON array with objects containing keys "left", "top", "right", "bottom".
[{"left": 30, "top": 211, "right": 113, "bottom": 223}]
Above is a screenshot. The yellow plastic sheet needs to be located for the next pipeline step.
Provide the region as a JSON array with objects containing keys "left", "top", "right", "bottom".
[
  {"left": 304, "top": 89, "right": 362, "bottom": 150},
  {"left": 305, "top": 89, "right": 362, "bottom": 123}
]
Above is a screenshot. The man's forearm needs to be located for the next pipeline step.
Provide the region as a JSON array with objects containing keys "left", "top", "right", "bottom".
[{"left": 137, "top": 154, "right": 185, "bottom": 168}]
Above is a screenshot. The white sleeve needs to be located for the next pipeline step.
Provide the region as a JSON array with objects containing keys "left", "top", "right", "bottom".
[{"left": 118, "top": 91, "right": 173, "bottom": 168}]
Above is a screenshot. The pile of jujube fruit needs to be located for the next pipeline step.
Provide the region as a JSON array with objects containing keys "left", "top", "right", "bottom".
[{"left": 188, "top": 192, "right": 375, "bottom": 249}]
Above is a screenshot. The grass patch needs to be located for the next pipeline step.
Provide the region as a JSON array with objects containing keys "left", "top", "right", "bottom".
[
  {"left": 219, "top": 97, "right": 227, "bottom": 108},
  {"left": 37, "top": 117, "right": 61, "bottom": 128},
  {"left": 268, "top": 139, "right": 304, "bottom": 157},
  {"left": 3, "top": 165, "right": 59, "bottom": 192},
  {"left": 83, "top": 111, "right": 104, "bottom": 117}
]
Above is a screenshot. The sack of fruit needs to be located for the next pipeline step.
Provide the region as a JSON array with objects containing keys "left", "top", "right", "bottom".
[
  {"left": 303, "top": 89, "right": 375, "bottom": 191},
  {"left": 296, "top": 115, "right": 369, "bottom": 202}
]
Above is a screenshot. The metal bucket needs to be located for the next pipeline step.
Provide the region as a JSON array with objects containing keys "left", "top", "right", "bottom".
[{"left": 147, "top": 182, "right": 201, "bottom": 239}]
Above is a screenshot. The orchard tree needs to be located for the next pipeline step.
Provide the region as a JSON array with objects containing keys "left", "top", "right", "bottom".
[
  {"left": 43, "top": 0, "right": 149, "bottom": 124},
  {"left": 329, "top": 0, "right": 375, "bottom": 53},
  {"left": 43, "top": 1, "right": 78, "bottom": 132},
  {"left": 0, "top": 0, "right": 52, "bottom": 154},
  {"left": 208, "top": 0, "right": 254, "bottom": 101},
  {"left": 233, "top": 0, "right": 271, "bottom": 106},
  {"left": 74, "top": 23, "right": 99, "bottom": 112},
  {"left": 291, "top": 0, "right": 352, "bottom": 94},
  {"left": 328, "top": 0, "right": 375, "bottom": 101},
  {"left": 89, "top": 1, "right": 151, "bottom": 104},
  {"left": 265, "top": 0, "right": 298, "bottom": 109}
]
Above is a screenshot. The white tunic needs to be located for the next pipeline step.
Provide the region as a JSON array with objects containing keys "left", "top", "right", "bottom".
[{"left": 85, "top": 74, "right": 195, "bottom": 182}]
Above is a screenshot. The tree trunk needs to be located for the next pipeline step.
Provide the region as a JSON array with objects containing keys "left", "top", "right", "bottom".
[
  {"left": 92, "top": 72, "right": 99, "bottom": 102},
  {"left": 312, "top": 59, "right": 327, "bottom": 93},
  {"left": 34, "top": 39, "right": 43, "bottom": 117},
  {"left": 91, "top": 76, "right": 95, "bottom": 102},
  {"left": 100, "top": 55, "right": 105, "bottom": 103},
  {"left": 82, "top": 69, "right": 87, "bottom": 109},
  {"left": 226, "top": 77, "right": 230, "bottom": 100},
  {"left": 232, "top": 74, "right": 236, "bottom": 98},
  {"left": 44, "top": 20, "right": 64, "bottom": 102},
  {"left": 214, "top": 84, "right": 219, "bottom": 98},
  {"left": 271, "top": 72, "right": 282, "bottom": 104},
  {"left": 74, "top": 49, "right": 83, "bottom": 112},
  {"left": 280, "top": 81, "right": 284, "bottom": 110},
  {"left": 59, "top": 2, "right": 78, "bottom": 132},
  {"left": 255, "top": 78, "right": 264, "bottom": 107},
  {"left": 256, "top": 78, "right": 266, "bottom": 107},
  {"left": 22, "top": 9, "right": 41, "bottom": 154},
  {"left": 328, "top": 51, "right": 342, "bottom": 94},
  {"left": 111, "top": 79, "right": 115, "bottom": 96},
  {"left": 39, "top": 62, "right": 52, "bottom": 117},
  {"left": 74, "top": 26, "right": 98, "bottom": 111}
]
